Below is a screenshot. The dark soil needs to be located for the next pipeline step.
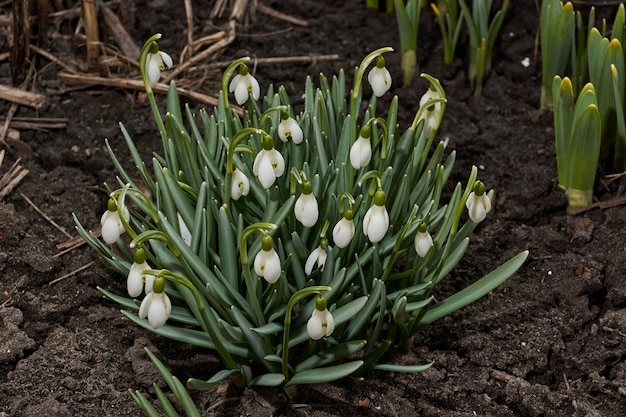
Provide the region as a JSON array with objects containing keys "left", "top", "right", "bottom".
[{"left": 2, "top": 1, "right": 626, "bottom": 416}]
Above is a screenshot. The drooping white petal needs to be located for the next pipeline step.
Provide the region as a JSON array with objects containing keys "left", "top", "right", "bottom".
[
  {"left": 268, "top": 149, "right": 285, "bottom": 177},
  {"left": 349, "top": 137, "right": 372, "bottom": 169},
  {"left": 254, "top": 249, "right": 281, "bottom": 283},
  {"left": 418, "top": 88, "right": 443, "bottom": 138},
  {"left": 368, "top": 66, "right": 392, "bottom": 97},
  {"left": 248, "top": 75, "right": 260, "bottom": 101},
  {"left": 363, "top": 205, "right": 389, "bottom": 243},
  {"left": 305, "top": 246, "right": 329, "bottom": 275},
  {"left": 332, "top": 218, "right": 355, "bottom": 248},
  {"left": 278, "top": 118, "right": 303, "bottom": 144},
  {"left": 414, "top": 230, "right": 434, "bottom": 257},
  {"left": 229, "top": 74, "right": 242, "bottom": 93},
  {"left": 101, "top": 214, "right": 121, "bottom": 244},
  {"left": 148, "top": 293, "right": 171, "bottom": 329},
  {"left": 466, "top": 192, "right": 492, "bottom": 223},
  {"left": 307, "top": 308, "right": 335, "bottom": 340},
  {"left": 127, "top": 261, "right": 150, "bottom": 298},
  {"left": 146, "top": 56, "right": 161, "bottom": 85},
  {"left": 158, "top": 51, "right": 173, "bottom": 69},
  {"left": 255, "top": 153, "right": 277, "bottom": 189},
  {"left": 234, "top": 79, "right": 250, "bottom": 105},
  {"left": 231, "top": 168, "right": 250, "bottom": 200},
  {"left": 294, "top": 193, "right": 319, "bottom": 227}
]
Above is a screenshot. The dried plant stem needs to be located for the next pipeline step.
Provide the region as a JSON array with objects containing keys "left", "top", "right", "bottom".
[
  {"left": 49, "top": 262, "right": 95, "bottom": 286},
  {"left": 21, "top": 193, "right": 73, "bottom": 239},
  {"left": 81, "top": 0, "right": 100, "bottom": 72}
]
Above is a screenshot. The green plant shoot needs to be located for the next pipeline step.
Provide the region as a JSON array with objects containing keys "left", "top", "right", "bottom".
[
  {"left": 553, "top": 77, "right": 601, "bottom": 212},
  {"left": 540, "top": 0, "right": 575, "bottom": 109},
  {"left": 431, "top": 0, "right": 464, "bottom": 65},
  {"left": 458, "top": 0, "right": 509, "bottom": 95},
  {"left": 394, "top": 0, "right": 423, "bottom": 86}
]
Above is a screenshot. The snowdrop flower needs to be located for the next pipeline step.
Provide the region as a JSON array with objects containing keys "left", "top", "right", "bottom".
[
  {"left": 466, "top": 181, "right": 492, "bottom": 223},
  {"left": 332, "top": 209, "right": 355, "bottom": 248},
  {"left": 307, "top": 297, "right": 335, "bottom": 340},
  {"left": 138, "top": 276, "right": 171, "bottom": 329},
  {"left": 294, "top": 181, "right": 319, "bottom": 227},
  {"left": 350, "top": 125, "right": 372, "bottom": 169},
  {"left": 253, "top": 135, "right": 285, "bottom": 189},
  {"left": 368, "top": 55, "right": 392, "bottom": 97},
  {"left": 229, "top": 64, "right": 260, "bottom": 105},
  {"left": 363, "top": 190, "right": 389, "bottom": 243},
  {"left": 145, "top": 44, "right": 173, "bottom": 85},
  {"left": 231, "top": 168, "right": 250, "bottom": 200},
  {"left": 414, "top": 222, "right": 434, "bottom": 257},
  {"left": 253, "top": 235, "right": 281, "bottom": 284},
  {"left": 418, "top": 86, "right": 443, "bottom": 138},
  {"left": 305, "top": 240, "right": 330, "bottom": 275},
  {"left": 127, "top": 248, "right": 155, "bottom": 297},
  {"left": 100, "top": 198, "right": 130, "bottom": 244},
  {"left": 278, "top": 111, "right": 303, "bottom": 144}
]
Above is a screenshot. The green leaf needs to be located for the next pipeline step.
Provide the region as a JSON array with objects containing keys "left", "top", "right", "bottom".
[
  {"left": 187, "top": 369, "right": 240, "bottom": 391},
  {"left": 250, "top": 373, "right": 286, "bottom": 386},
  {"left": 285, "top": 360, "right": 364, "bottom": 386},
  {"left": 371, "top": 362, "right": 434, "bottom": 373},
  {"left": 295, "top": 340, "right": 367, "bottom": 372},
  {"left": 416, "top": 250, "right": 529, "bottom": 329}
]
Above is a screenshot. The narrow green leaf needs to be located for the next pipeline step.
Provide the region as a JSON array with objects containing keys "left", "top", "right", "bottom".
[
  {"left": 295, "top": 340, "right": 367, "bottom": 372},
  {"left": 371, "top": 362, "right": 434, "bottom": 373},
  {"left": 187, "top": 369, "right": 240, "bottom": 391},
  {"left": 416, "top": 250, "right": 529, "bottom": 328},
  {"left": 250, "top": 373, "right": 285, "bottom": 386},
  {"left": 285, "top": 360, "right": 364, "bottom": 386}
]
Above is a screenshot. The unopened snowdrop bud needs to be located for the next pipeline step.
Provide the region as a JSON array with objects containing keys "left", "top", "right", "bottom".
[
  {"left": 253, "top": 235, "right": 281, "bottom": 284},
  {"left": 418, "top": 86, "right": 443, "bottom": 138},
  {"left": 414, "top": 222, "right": 434, "bottom": 257},
  {"left": 466, "top": 181, "right": 492, "bottom": 223},
  {"left": 294, "top": 181, "right": 319, "bottom": 227},
  {"left": 231, "top": 168, "right": 250, "bottom": 200},
  {"left": 332, "top": 209, "right": 355, "bottom": 248},
  {"left": 350, "top": 125, "right": 372, "bottom": 169},
  {"left": 138, "top": 275, "right": 171, "bottom": 329},
  {"left": 253, "top": 134, "right": 285, "bottom": 189},
  {"left": 278, "top": 110, "right": 303, "bottom": 144},
  {"left": 100, "top": 198, "right": 130, "bottom": 244},
  {"left": 145, "top": 42, "right": 173, "bottom": 85},
  {"left": 307, "top": 297, "right": 335, "bottom": 340},
  {"left": 368, "top": 55, "right": 392, "bottom": 97},
  {"left": 305, "top": 239, "right": 330, "bottom": 275},
  {"left": 127, "top": 247, "right": 155, "bottom": 297},
  {"left": 392, "top": 295, "right": 407, "bottom": 322},
  {"left": 229, "top": 64, "right": 260, "bottom": 105},
  {"left": 363, "top": 190, "right": 390, "bottom": 243}
]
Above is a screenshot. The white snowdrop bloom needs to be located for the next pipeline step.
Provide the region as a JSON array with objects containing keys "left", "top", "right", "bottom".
[
  {"left": 349, "top": 126, "right": 372, "bottom": 169},
  {"left": 307, "top": 298, "right": 335, "bottom": 340},
  {"left": 414, "top": 224, "right": 434, "bottom": 257},
  {"left": 363, "top": 191, "right": 389, "bottom": 243},
  {"left": 278, "top": 112, "right": 303, "bottom": 144},
  {"left": 127, "top": 248, "right": 155, "bottom": 297},
  {"left": 229, "top": 65, "right": 260, "bottom": 105},
  {"left": 231, "top": 168, "right": 250, "bottom": 200},
  {"left": 367, "top": 55, "right": 392, "bottom": 97},
  {"left": 418, "top": 87, "right": 443, "bottom": 138},
  {"left": 253, "top": 147, "right": 285, "bottom": 189},
  {"left": 305, "top": 243, "right": 330, "bottom": 275},
  {"left": 253, "top": 235, "right": 281, "bottom": 284},
  {"left": 466, "top": 181, "right": 492, "bottom": 223},
  {"left": 177, "top": 213, "right": 192, "bottom": 246},
  {"left": 138, "top": 277, "right": 171, "bottom": 329},
  {"left": 294, "top": 182, "right": 319, "bottom": 227},
  {"left": 145, "top": 49, "right": 173, "bottom": 85},
  {"left": 100, "top": 199, "right": 130, "bottom": 244},
  {"left": 332, "top": 211, "right": 355, "bottom": 249}
]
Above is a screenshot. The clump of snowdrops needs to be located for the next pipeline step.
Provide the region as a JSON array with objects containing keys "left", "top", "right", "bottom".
[{"left": 76, "top": 34, "right": 527, "bottom": 411}]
